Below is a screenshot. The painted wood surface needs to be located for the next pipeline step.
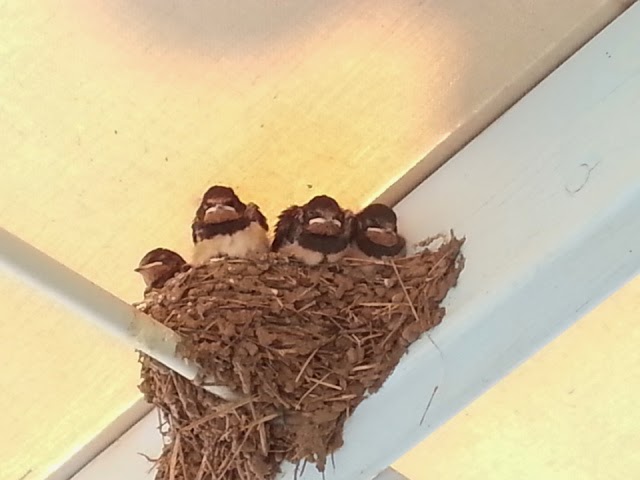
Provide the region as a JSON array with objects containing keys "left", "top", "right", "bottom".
[
  {"left": 372, "top": 469, "right": 410, "bottom": 480},
  {"left": 70, "top": 4, "right": 640, "bottom": 479}
]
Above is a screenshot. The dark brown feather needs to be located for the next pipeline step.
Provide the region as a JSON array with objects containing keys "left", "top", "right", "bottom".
[
  {"left": 296, "top": 209, "right": 353, "bottom": 255},
  {"left": 355, "top": 234, "right": 406, "bottom": 258},
  {"left": 246, "top": 203, "right": 269, "bottom": 232},
  {"left": 191, "top": 216, "right": 199, "bottom": 244},
  {"left": 298, "top": 231, "right": 350, "bottom": 254},
  {"left": 271, "top": 205, "right": 303, "bottom": 252},
  {"left": 192, "top": 217, "right": 252, "bottom": 241}
]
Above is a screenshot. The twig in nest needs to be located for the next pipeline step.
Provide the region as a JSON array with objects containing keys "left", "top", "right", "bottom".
[
  {"left": 351, "top": 364, "right": 375, "bottom": 372},
  {"left": 250, "top": 400, "right": 269, "bottom": 456},
  {"left": 168, "top": 433, "right": 180, "bottom": 480},
  {"left": 138, "top": 452, "right": 160, "bottom": 463},
  {"left": 380, "top": 323, "right": 403, "bottom": 347},
  {"left": 178, "top": 436, "right": 188, "bottom": 480},
  {"left": 297, "top": 372, "right": 332, "bottom": 408},
  {"left": 320, "top": 394, "right": 357, "bottom": 403},
  {"left": 305, "top": 375, "right": 342, "bottom": 391},
  {"left": 180, "top": 397, "right": 253, "bottom": 432},
  {"left": 342, "top": 257, "right": 389, "bottom": 266},
  {"left": 295, "top": 347, "right": 320, "bottom": 383},
  {"left": 391, "top": 260, "right": 445, "bottom": 360},
  {"left": 246, "top": 412, "right": 281, "bottom": 430},
  {"left": 217, "top": 426, "right": 255, "bottom": 479},
  {"left": 194, "top": 456, "right": 207, "bottom": 480},
  {"left": 170, "top": 372, "right": 190, "bottom": 414},
  {"left": 234, "top": 360, "right": 251, "bottom": 394}
]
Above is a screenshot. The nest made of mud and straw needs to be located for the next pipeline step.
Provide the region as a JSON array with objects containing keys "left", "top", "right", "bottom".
[{"left": 138, "top": 234, "right": 465, "bottom": 480}]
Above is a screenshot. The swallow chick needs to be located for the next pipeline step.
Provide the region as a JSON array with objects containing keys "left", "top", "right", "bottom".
[
  {"left": 271, "top": 195, "right": 353, "bottom": 265},
  {"left": 135, "top": 248, "right": 188, "bottom": 291},
  {"left": 349, "top": 203, "right": 406, "bottom": 260},
  {"left": 191, "top": 185, "right": 269, "bottom": 265}
]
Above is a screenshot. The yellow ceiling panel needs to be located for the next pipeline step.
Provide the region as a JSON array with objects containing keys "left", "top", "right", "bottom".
[{"left": 0, "top": 275, "right": 138, "bottom": 480}]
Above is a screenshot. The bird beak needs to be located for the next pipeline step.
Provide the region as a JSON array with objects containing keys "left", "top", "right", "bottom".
[
  {"left": 134, "top": 261, "right": 164, "bottom": 273},
  {"left": 203, "top": 204, "right": 240, "bottom": 224},
  {"left": 365, "top": 226, "right": 398, "bottom": 247},
  {"left": 307, "top": 217, "right": 342, "bottom": 236}
]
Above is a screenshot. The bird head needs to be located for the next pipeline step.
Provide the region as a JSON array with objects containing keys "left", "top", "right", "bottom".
[
  {"left": 301, "top": 195, "right": 346, "bottom": 237},
  {"left": 134, "top": 248, "right": 187, "bottom": 289},
  {"left": 196, "top": 186, "right": 246, "bottom": 225},
  {"left": 356, "top": 203, "right": 402, "bottom": 248}
]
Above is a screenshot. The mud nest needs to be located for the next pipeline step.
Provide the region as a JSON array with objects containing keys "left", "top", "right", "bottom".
[{"left": 137, "top": 234, "right": 465, "bottom": 480}]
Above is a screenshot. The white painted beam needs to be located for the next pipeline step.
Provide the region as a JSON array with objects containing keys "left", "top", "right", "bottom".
[
  {"left": 72, "top": 3, "right": 640, "bottom": 480},
  {"left": 0, "top": 228, "right": 237, "bottom": 402},
  {"left": 372, "top": 468, "right": 410, "bottom": 480},
  {"left": 66, "top": 410, "right": 163, "bottom": 480}
]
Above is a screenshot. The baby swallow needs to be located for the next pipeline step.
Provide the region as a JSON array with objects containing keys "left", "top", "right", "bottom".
[
  {"left": 135, "top": 248, "right": 187, "bottom": 291},
  {"left": 191, "top": 185, "right": 269, "bottom": 265},
  {"left": 271, "top": 195, "right": 352, "bottom": 265},
  {"left": 349, "top": 203, "right": 406, "bottom": 260}
]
